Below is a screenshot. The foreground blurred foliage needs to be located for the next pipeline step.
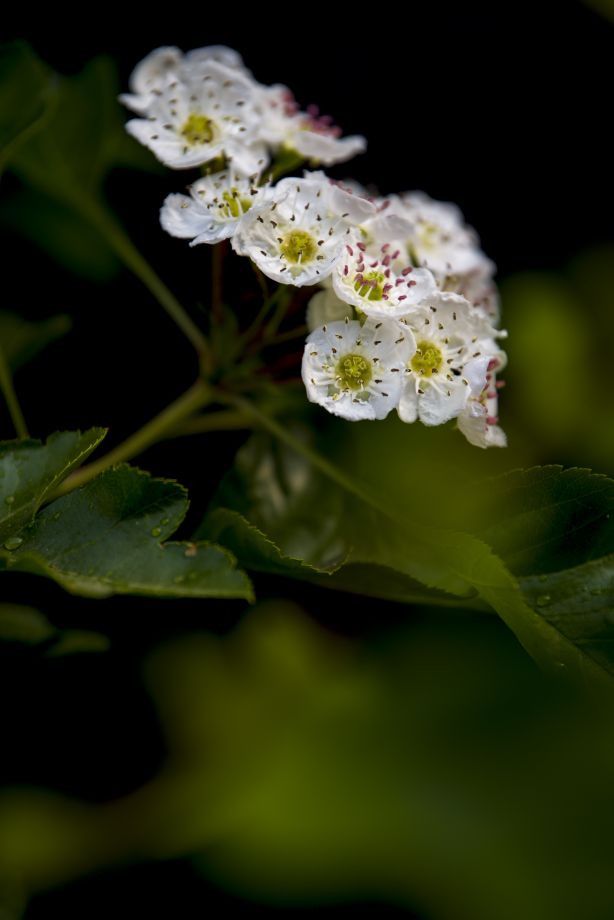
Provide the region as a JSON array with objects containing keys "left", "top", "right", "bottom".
[
  {"left": 2, "top": 38, "right": 614, "bottom": 920},
  {"left": 3, "top": 602, "right": 614, "bottom": 920}
]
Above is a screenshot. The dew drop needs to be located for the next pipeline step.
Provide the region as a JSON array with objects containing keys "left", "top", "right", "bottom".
[
  {"left": 4, "top": 495, "right": 15, "bottom": 505},
  {"left": 4, "top": 536, "right": 23, "bottom": 550},
  {"left": 536, "top": 594, "right": 551, "bottom": 607},
  {"left": 151, "top": 527, "right": 162, "bottom": 538},
  {"left": 161, "top": 518, "right": 170, "bottom": 526}
]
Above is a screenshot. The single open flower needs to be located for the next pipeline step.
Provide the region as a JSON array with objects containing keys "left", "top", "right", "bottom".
[
  {"left": 160, "top": 170, "right": 268, "bottom": 245},
  {"left": 333, "top": 239, "right": 437, "bottom": 318},
  {"left": 232, "top": 175, "right": 359, "bottom": 286},
  {"left": 124, "top": 59, "right": 266, "bottom": 174},
  {"left": 302, "top": 318, "right": 414, "bottom": 420},
  {"left": 397, "top": 292, "right": 505, "bottom": 427}
]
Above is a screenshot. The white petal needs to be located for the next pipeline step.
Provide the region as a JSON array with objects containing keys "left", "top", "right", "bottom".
[
  {"left": 306, "top": 290, "right": 353, "bottom": 331},
  {"left": 398, "top": 384, "right": 418, "bottom": 423},
  {"left": 418, "top": 380, "right": 468, "bottom": 426},
  {"left": 291, "top": 132, "right": 367, "bottom": 166},
  {"left": 457, "top": 402, "right": 507, "bottom": 448}
]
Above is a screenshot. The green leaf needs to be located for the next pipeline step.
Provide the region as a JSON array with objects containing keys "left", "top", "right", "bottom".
[
  {"left": 0, "top": 189, "right": 121, "bottom": 281},
  {"left": 200, "top": 426, "right": 612, "bottom": 684},
  {"left": 0, "top": 309, "right": 71, "bottom": 371},
  {"left": 0, "top": 465, "right": 253, "bottom": 600},
  {"left": 0, "top": 42, "right": 56, "bottom": 170},
  {"left": 478, "top": 466, "right": 614, "bottom": 576},
  {"left": 0, "top": 603, "right": 109, "bottom": 655},
  {"left": 0, "top": 429, "right": 107, "bottom": 545},
  {"left": 9, "top": 54, "right": 159, "bottom": 203}
]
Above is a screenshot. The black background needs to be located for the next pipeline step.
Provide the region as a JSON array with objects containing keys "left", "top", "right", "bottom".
[{"left": 1, "top": 4, "right": 613, "bottom": 916}]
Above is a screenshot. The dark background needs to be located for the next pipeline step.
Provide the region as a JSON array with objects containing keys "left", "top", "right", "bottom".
[{"left": 1, "top": 4, "right": 613, "bottom": 916}]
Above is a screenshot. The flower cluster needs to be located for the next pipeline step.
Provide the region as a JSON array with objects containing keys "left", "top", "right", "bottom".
[{"left": 122, "top": 46, "right": 507, "bottom": 448}]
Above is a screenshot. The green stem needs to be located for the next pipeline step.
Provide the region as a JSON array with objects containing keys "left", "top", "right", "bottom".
[
  {"left": 211, "top": 242, "right": 225, "bottom": 323},
  {"left": 263, "top": 285, "right": 293, "bottom": 340},
  {"left": 171, "top": 409, "right": 254, "bottom": 437},
  {"left": 53, "top": 380, "right": 212, "bottom": 498},
  {"left": 0, "top": 346, "right": 29, "bottom": 438},
  {"left": 237, "top": 285, "right": 281, "bottom": 350},
  {"left": 79, "top": 198, "right": 212, "bottom": 371},
  {"left": 251, "top": 263, "right": 269, "bottom": 301},
  {"left": 261, "top": 324, "right": 308, "bottom": 348},
  {"left": 217, "top": 393, "right": 375, "bottom": 509}
]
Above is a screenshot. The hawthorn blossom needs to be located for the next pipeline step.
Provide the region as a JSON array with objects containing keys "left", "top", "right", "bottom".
[
  {"left": 333, "top": 240, "right": 437, "bottom": 318},
  {"left": 458, "top": 357, "right": 507, "bottom": 447},
  {"left": 256, "top": 84, "right": 366, "bottom": 166},
  {"left": 120, "top": 46, "right": 248, "bottom": 114},
  {"left": 232, "top": 175, "right": 362, "bottom": 286},
  {"left": 302, "top": 319, "right": 414, "bottom": 420},
  {"left": 397, "top": 293, "right": 505, "bottom": 427},
  {"left": 123, "top": 59, "right": 266, "bottom": 173},
  {"left": 160, "top": 170, "right": 267, "bottom": 245}
]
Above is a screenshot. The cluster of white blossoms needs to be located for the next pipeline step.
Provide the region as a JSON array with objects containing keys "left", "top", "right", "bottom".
[{"left": 122, "top": 46, "right": 507, "bottom": 448}]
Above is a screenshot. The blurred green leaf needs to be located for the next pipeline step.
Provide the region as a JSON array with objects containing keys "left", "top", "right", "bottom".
[
  {"left": 0, "top": 464, "right": 253, "bottom": 600},
  {"left": 10, "top": 56, "right": 141, "bottom": 201},
  {"left": 3, "top": 606, "right": 614, "bottom": 919},
  {"left": 0, "top": 429, "right": 106, "bottom": 545},
  {"left": 199, "top": 427, "right": 614, "bottom": 684},
  {"left": 0, "top": 309, "right": 71, "bottom": 371},
  {"left": 0, "top": 603, "right": 109, "bottom": 655},
  {"left": 2, "top": 48, "right": 160, "bottom": 279},
  {"left": 0, "top": 42, "right": 56, "bottom": 170},
  {"left": 0, "top": 604, "right": 55, "bottom": 644},
  {"left": 0, "top": 190, "right": 120, "bottom": 281}
]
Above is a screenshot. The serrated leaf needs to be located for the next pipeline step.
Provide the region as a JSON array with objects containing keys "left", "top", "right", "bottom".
[
  {"left": 0, "top": 465, "right": 253, "bottom": 600},
  {"left": 0, "top": 309, "right": 71, "bottom": 371},
  {"left": 478, "top": 466, "right": 614, "bottom": 576},
  {"left": 0, "top": 429, "right": 107, "bottom": 544},
  {"left": 200, "top": 429, "right": 610, "bottom": 684},
  {"left": 0, "top": 42, "right": 56, "bottom": 170}
]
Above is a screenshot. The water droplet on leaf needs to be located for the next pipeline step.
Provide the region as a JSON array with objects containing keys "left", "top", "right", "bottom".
[
  {"left": 4, "top": 536, "right": 23, "bottom": 550},
  {"left": 4, "top": 495, "right": 15, "bottom": 505},
  {"left": 151, "top": 527, "right": 162, "bottom": 538},
  {"left": 536, "top": 594, "right": 551, "bottom": 607}
]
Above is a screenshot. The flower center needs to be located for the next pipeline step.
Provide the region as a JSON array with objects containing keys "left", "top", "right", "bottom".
[
  {"left": 411, "top": 340, "right": 443, "bottom": 377},
  {"left": 354, "top": 270, "right": 385, "bottom": 301},
  {"left": 336, "top": 353, "right": 372, "bottom": 390},
  {"left": 417, "top": 221, "right": 440, "bottom": 250},
  {"left": 281, "top": 229, "right": 318, "bottom": 264},
  {"left": 221, "top": 189, "right": 252, "bottom": 219},
  {"left": 180, "top": 114, "right": 217, "bottom": 146}
]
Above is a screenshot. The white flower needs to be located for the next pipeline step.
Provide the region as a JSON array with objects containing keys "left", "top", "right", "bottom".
[
  {"left": 256, "top": 85, "right": 366, "bottom": 166},
  {"left": 232, "top": 175, "right": 357, "bottom": 286},
  {"left": 447, "top": 265, "right": 501, "bottom": 323},
  {"left": 333, "top": 239, "right": 437, "bottom": 318},
  {"left": 120, "top": 45, "right": 248, "bottom": 114},
  {"left": 458, "top": 358, "right": 507, "bottom": 448},
  {"left": 397, "top": 293, "right": 505, "bottom": 427},
  {"left": 306, "top": 287, "right": 353, "bottom": 331},
  {"left": 387, "top": 192, "right": 490, "bottom": 280},
  {"left": 119, "top": 47, "right": 182, "bottom": 114},
  {"left": 160, "top": 170, "right": 268, "bottom": 245},
  {"left": 124, "top": 59, "right": 267, "bottom": 174},
  {"left": 302, "top": 319, "right": 414, "bottom": 420}
]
